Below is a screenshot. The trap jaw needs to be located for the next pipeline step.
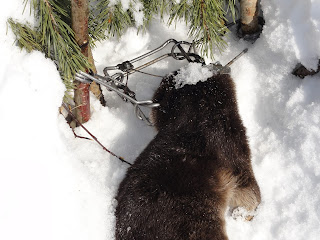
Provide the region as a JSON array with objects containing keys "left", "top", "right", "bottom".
[
  {"left": 75, "top": 39, "right": 248, "bottom": 125},
  {"left": 76, "top": 39, "right": 204, "bottom": 125},
  {"left": 101, "top": 39, "right": 206, "bottom": 93}
]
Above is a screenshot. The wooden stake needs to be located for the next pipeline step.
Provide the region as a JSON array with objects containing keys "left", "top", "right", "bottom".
[{"left": 240, "top": 0, "right": 260, "bottom": 34}]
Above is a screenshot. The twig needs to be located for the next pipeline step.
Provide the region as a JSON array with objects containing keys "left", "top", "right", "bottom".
[
  {"left": 200, "top": 0, "right": 211, "bottom": 41},
  {"left": 72, "top": 128, "right": 91, "bottom": 140},
  {"left": 62, "top": 103, "right": 132, "bottom": 166},
  {"left": 225, "top": 48, "right": 248, "bottom": 67}
]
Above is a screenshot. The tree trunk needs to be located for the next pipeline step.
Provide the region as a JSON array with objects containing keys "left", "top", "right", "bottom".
[
  {"left": 71, "top": 0, "right": 91, "bottom": 124},
  {"left": 88, "top": 50, "right": 106, "bottom": 107},
  {"left": 240, "top": 0, "right": 259, "bottom": 34}
]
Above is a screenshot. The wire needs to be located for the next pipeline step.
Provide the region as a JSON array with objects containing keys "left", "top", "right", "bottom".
[{"left": 131, "top": 68, "right": 164, "bottom": 78}]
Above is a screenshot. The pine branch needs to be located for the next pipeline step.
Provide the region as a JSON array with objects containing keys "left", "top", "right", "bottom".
[
  {"left": 8, "top": 0, "right": 91, "bottom": 92},
  {"left": 140, "top": 0, "right": 171, "bottom": 27},
  {"left": 7, "top": 19, "right": 42, "bottom": 52},
  {"left": 226, "top": 0, "right": 238, "bottom": 19},
  {"left": 169, "top": 0, "right": 237, "bottom": 58},
  {"left": 89, "top": 0, "right": 134, "bottom": 43}
]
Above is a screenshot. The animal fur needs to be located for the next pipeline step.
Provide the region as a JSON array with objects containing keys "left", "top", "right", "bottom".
[{"left": 115, "top": 71, "right": 261, "bottom": 240}]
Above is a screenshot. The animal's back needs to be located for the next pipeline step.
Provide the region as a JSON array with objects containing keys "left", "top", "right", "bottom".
[{"left": 116, "top": 132, "right": 231, "bottom": 240}]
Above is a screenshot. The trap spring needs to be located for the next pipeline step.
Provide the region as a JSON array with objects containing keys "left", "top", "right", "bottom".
[{"left": 75, "top": 39, "right": 248, "bottom": 125}]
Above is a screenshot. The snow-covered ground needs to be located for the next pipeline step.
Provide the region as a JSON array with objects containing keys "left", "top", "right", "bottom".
[{"left": 1, "top": 0, "right": 320, "bottom": 239}]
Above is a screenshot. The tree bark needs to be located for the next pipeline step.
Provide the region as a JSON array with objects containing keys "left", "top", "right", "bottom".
[
  {"left": 71, "top": 0, "right": 91, "bottom": 124},
  {"left": 240, "top": 0, "right": 260, "bottom": 34},
  {"left": 88, "top": 49, "right": 106, "bottom": 107}
]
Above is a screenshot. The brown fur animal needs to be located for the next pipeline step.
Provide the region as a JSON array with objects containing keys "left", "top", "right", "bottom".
[{"left": 115, "top": 71, "right": 261, "bottom": 240}]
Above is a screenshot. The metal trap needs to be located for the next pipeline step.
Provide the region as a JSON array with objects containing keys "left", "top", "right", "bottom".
[{"left": 75, "top": 39, "right": 247, "bottom": 125}]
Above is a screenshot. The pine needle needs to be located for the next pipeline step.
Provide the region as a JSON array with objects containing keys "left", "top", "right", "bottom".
[{"left": 8, "top": 0, "right": 91, "bottom": 95}]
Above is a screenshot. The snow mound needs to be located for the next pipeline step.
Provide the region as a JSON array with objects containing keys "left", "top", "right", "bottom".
[{"left": 174, "top": 63, "right": 213, "bottom": 89}]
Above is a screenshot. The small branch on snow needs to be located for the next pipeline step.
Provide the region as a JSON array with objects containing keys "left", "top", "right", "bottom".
[
  {"left": 61, "top": 103, "right": 132, "bottom": 166},
  {"left": 72, "top": 128, "right": 91, "bottom": 140}
]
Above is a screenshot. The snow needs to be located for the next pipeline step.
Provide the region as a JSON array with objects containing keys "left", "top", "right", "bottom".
[
  {"left": 261, "top": 0, "right": 320, "bottom": 70},
  {"left": 174, "top": 62, "right": 213, "bottom": 88},
  {"left": 109, "top": 0, "right": 130, "bottom": 10},
  {"left": 131, "top": 1, "right": 144, "bottom": 27},
  {"left": 1, "top": 0, "right": 320, "bottom": 240}
]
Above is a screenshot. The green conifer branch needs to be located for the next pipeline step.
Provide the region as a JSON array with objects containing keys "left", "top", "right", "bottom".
[
  {"left": 226, "top": 0, "right": 238, "bottom": 19},
  {"left": 89, "top": 0, "right": 134, "bottom": 43},
  {"left": 8, "top": 0, "right": 91, "bottom": 92},
  {"left": 140, "top": 0, "right": 171, "bottom": 27},
  {"left": 7, "top": 19, "right": 42, "bottom": 52},
  {"left": 169, "top": 0, "right": 237, "bottom": 58}
]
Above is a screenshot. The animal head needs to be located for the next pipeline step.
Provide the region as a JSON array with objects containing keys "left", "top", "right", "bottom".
[{"left": 151, "top": 70, "right": 237, "bottom": 132}]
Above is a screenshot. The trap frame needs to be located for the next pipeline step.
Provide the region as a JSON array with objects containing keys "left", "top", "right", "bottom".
[{"left": 76, "top": 39, "right": 247, "bottom": 125}]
